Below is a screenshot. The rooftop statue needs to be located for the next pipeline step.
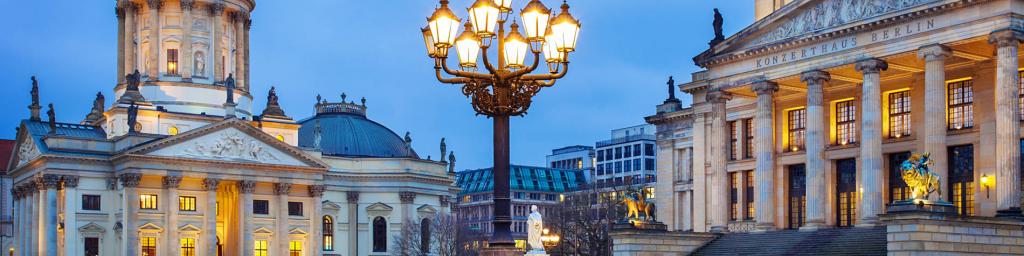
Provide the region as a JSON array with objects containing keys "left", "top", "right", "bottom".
[
  {"left": 30, "top": 76, "right": 39, "bottom": 107},
  {"left": 710, "top": 8, "right": 725, "bottom": 46},
  {"left": 224, "top": 73, "right": 236, "bottom": 104},
  {"left": 46, "top": 103, "right": 56, "bottom": 134},
  {"left": 440, "top": 137, "right": 447, "bottom": 162},
  {"left": 900, "top": 152, "right": 941, "bottom": 200},
  {"left": 448, "top": 151, "right": 456, "bottom": 173},
  {"left": 126, "top": 101, "right": 140, "bottom": 134}
]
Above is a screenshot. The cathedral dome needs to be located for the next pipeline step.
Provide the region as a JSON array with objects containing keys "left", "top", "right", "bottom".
[{"left": 297, "top": 98, "right": 417, "bottom": 158}]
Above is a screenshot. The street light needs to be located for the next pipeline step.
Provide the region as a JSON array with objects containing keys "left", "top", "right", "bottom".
[{"left": 423, "top": 0, "right": 580, "bottom": 253}]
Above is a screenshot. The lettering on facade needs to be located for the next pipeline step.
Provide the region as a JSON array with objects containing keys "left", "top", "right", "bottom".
[{"left": 755, "top": 18, "right": 935, "bottom": 69}]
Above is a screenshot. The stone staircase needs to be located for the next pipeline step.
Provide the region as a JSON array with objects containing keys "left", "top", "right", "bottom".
[{"left": 691, "top": 226, "right": 887, "bottom": 255}]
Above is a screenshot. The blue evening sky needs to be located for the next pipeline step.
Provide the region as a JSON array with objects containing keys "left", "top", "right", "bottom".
[{"left": 0, "top": 0, "right": 752, "bottom": 170}]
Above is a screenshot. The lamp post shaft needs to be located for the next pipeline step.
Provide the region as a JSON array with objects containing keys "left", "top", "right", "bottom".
[{"left": 491, "top": 113, "right": 513, "bottom": 246}]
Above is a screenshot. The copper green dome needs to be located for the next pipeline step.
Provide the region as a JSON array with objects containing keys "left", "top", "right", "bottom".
[{"left": 297, "top": 100, "right": 418, "bottom": 158}]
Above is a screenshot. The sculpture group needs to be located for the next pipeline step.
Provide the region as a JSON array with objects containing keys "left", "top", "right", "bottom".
[
  {"left": 900, "top": 152, "right": 941, "bottom": 200},
  {"left": 622, "top": 187, "right": 656, "bottom": 222}
]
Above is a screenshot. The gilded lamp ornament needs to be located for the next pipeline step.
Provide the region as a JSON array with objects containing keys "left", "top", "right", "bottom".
[{"left": 900, "top": 152, "right": 942, "bottom": 201}]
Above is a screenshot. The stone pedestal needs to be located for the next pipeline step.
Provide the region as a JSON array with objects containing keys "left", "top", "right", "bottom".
[
  {"left": 610, "top": 226, "right": 717, "bottom": 256},
  {"left": 479, "top": 246, "right": 524, "bottom": 256},
  {"left": 881, "top": 209, "right": 1024, "bottom": 254}
]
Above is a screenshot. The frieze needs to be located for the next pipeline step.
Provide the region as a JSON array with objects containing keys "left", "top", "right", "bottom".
[
  {"left": 181, "top": 131, "right": 281, "bottom": 163},
  {"left": 750, "top": 0, "right": 940, "bottom": 47}
]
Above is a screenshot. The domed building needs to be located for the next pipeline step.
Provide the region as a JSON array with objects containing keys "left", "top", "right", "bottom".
[{"left": 3, "top": 1, "right": 457, "bottom": 256}]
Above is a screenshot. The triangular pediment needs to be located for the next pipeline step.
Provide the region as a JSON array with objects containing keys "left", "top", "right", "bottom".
[
  {"left": 179, "top": 224, "right": 201, "bottom": 232},
  {"left": 417, "top": 204, "right": 437, "bottom": 214},
  {"left": 323, "top": 200, "right": 341, "bottom": 212},
  {"left": 289, "top": 228, "right": 307, "bottom": 235},
  {"left": 10, "top": 124, "right": 41, "bottom": 170},
  {"left": 254, "top": 227, "right": 273, "bottom": 235},
  {"left": 124, "top": 118, "right": 327, "bottom": 168},
  {"left": 699, "top": 0, "right": 947, "bottom": 66},
  {"left": 366, "top": 202, "right": 393, "bottom": 211},
  {"left": 138, "top": 222, "right": 163, "bottom": 232},
  {"left": 78, "top": 222, "right": 106, "bottom": 234}
]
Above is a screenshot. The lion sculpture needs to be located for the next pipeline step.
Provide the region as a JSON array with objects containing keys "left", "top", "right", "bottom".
[{"left": 900, "top": 152, "right": 941, "bottom": 200}]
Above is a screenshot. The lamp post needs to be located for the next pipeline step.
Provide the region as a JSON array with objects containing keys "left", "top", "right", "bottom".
[{"left": 422, "top": 0, "right": 580, "bottom": 254}]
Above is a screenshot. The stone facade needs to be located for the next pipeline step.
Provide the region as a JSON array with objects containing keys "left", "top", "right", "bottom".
[
  {"left": 883, "top": 212, "right": 1024, "bottom": 255},
  {"left": 609, "top": 229, "right": 716, "bottom": 256}
]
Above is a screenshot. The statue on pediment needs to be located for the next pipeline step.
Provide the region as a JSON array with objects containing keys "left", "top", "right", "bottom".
[
  {"left": 46, "top": 103, "right": 56, "bottom": 134},
  {"left": 126, "top": 101, "right": 139, "bottom": 134},
  {"left": 86, "top": 92, "right": 105, "bottom": 122},
  {"left": 710, "top": 9, "right": 724, "bottom": 46},
  {"left": 30, "top": 76, "right": 39, "bottom": 107}
]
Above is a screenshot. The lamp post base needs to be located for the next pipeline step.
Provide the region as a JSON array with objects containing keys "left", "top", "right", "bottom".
[{"left": 480, "top": 245, "right": 524, "bottom": 256}]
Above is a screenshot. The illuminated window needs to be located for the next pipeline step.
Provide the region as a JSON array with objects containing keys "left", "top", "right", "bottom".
[
  {"left": 323, "top": 216, "right": 334, "bottom": 251},
  {"left": 947, "top": 80, "right": 974, "bottom": 130},
  {"left": 745, "top": 170, "right": 754, "bottom": 220},
  {"left": 289, "top": 241, "right": 302, "bottom": 256},
  {"left": 744, "top": 119, "right": 754, "bottom": 159},
  {"left": 949, "top": 145, "right": 974, "bottom": 216},
  {"left": 888, "top": 91, "right": 911, "bottom": 138},
  {"left": 167, "top": 49, "right": 179, "bottom": 75},
  {"left": 835, "top": 100, "right": 857, "bottom": 145},
  {"left": 179, "top": 196, "right": 196, "bottom": 212},
  {"left": 254, "top": 240, "right": 268, "bottom": 256},
  {"left": 140, "top": 237, "right": 156, "bottom": 256},
  {"left": 889, "top": 152, "right": 912, "bottom": 202},
  {"left": 729, "top": 172, "right": 738, "bottom": 221},
  {"left": 788, "top": 108, "right": 806, "bottom": 152},
  {"left": 729, "top": 121, "right": 739, "bottom": 160},
  {"left": 836, "top": 159, "right": 857, "bottom": 227},
  {"left": 180, "top": 238, "right": 195, "bottom": 256},
  {"left": 168, "top": 126, "right": 179, "bottom": 135},
  {"left": 140, "top": 194, "right": 158, "bottom": 210}
]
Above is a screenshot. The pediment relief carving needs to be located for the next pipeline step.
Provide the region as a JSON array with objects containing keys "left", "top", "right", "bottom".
[
  {"left": 16, "top": 138, "right": 40, "bottom": 167},
  {"left": 745, "top": 0, "right": 940, "bottom": 49}
]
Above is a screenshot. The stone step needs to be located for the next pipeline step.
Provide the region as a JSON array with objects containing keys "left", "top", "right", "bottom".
[{"left": 692, "top": 226, "right": 886, "bottom": 255}]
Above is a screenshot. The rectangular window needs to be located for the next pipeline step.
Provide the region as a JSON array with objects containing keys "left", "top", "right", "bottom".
[
  {"left": 729, "top": 121, "right": 740, "bottom": 160},
  {"left": 624, "top": 160, "right": 632, "bottom": 172},
  {"left": 614, "top": 162, "right": 622, "bottom": 173},
  {"left": 615, "top": 147, "right": 622, "bottom": 159},
  {"left": 597, "top": 150, "right": 604, "bottom": 161},
  {"left": 141, "top": 237, "right": 157, "bottom": 256},
  {"left": 82, "top": 195, "right": 101, "bottom": 211},
  {"left": 634, "top": 144, "right": 642, "bottom": 157},
  {"left": 180, "top": 238, "right": 195, "bottom": 256},
  {"left": 744, "top": 119, "right": 754, "bottom": 159},
  {"left": 835, "top": 100, "right": 857, "bottom": 145},
  {"left": 788, "top": 108, "right": 806, "bottom": 152},
  {"left": 644, "top": 158, "right": 654, "bottom": 171},
  {"left": 84, "top": 237, "right": 100, "bottom": 256},
  {"left": 624, "top": 145, "right": 632, "bottom": 158},
  {"left": 253, "top": 200, "right": 270, "bottom": 215},
  {"left": 745, "top": 170, "right": 755, "bottom": 220},
  {"left": 288, "top": 202, "right": 303, "bottom": 216},
  {"left": 140, "top": 194, "right": 158, "bottom": 210},
  {"left": 289, "top": 241, "right": 303, "bottom": 256},
  {"left": 730, "top": 172, "right": 738, "bottom": 221},
  {"left": 888, "top": 90, "right": 912, "bottom": 138},
  {"left": 948, "top": 79, "right": 974, "bottom": 130},
  {"left": 178, "top": 196, "right": 197, "bottom": 212},
  {"left": 167, "top": 49, "right": 179, "bottom": 75},
  {"left": 254, "top": 240, "right": 269, "bottom": 256},
  {"left": 645, "top": 143, "right": 655, "bottom": 156}
]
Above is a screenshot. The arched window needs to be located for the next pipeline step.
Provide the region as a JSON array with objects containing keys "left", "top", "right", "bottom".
[
  {"left": 372, "top": 216, "right": 387, "bottom": 252},
  {"left": 322, "top": 216, "right": 334, "bottom": 251},
  {"left": 420, "top": 218, "right": 431, "bottom": 254}
]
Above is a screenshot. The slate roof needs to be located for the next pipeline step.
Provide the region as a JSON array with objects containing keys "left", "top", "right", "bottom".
[
  {"left": 21, "top": 120, "right": 108, "bottom": 156},
  {"left": 297, "top": 112, "right": 418, "bottom": 159},
  {"left": 692, "top": 226, "right": 887, "bottom": 256},
  {"left": 456, "top": 165, "right": 585, "bottom": 195}
]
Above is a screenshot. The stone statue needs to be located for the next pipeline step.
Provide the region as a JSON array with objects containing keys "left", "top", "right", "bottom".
[
  {"left": 194, "top": 51, "right": 206, "bottom": 76},
  {"left": 710, "top": 8, "right": 725, "bottom": 46},
  {"left": 261, "top": 86, "right": 286, "bottom": 117},
  {"left": 46, "top": 103, "right": 56, "bottom": 134},
  {"left": 316, "top": 94, "right": 322, "bottom": 104},
  {"left": 30, "top": 76, "right": 39, "bottom": 107},
  {"left": 86, "top": 92, "right": 105, "bottom": 121},
  {"left": 526, "top": 205, "right": 545, "bottom": 252},
  {"left": 900, "top": 152, "right": 941, "bottom": 200},
  {"left": 127, "top": 102, "right": 139, "bottom": 134},
  {"left": 404, "top": 132, "right": 412, "bottom": 145},
  {"left": 361, "top": 97, "right": 366, "bottom": 106},
  {"left": 440, "top": 137, "right": 447, "bottom": 162},
  {"left": 667, "top": 76, "right": 676, "bottom": 100},
  {"left": 120, "top": 70, "right": 146, "bottom": 103},
  {"left": 224, "top": 73, "right": 236, "bottom": 104},
  {"left": 267, "top": 86, "right": 279, "bottom": 106},
  {"left": 341, "top": 93, "right": 347, "bottom": 103},
  {"left": 312, "top": 119, "right": 323, "bottom": 149},
  {"left": 448, "top": 151, "right": 456, "bottom": 173}
]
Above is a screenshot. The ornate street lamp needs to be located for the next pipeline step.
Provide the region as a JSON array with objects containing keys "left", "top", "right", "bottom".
[{"left": 422, "top": 0, "right": 580, "bottom": 252}]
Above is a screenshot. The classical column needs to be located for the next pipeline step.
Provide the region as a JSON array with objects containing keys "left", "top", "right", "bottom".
[
  {"left": 918, "top": 44, "right": 951, "bottom": 202},
  {"left": 36, "top": 180, "right": 45, "bottom": 256},
  {"left": 346, "top": 191, "right": 359, "bottom": 256},
  {"left": 801, "top": 71, "right": 830, "bottom": 229},
  {"left": 210, "top": 3, "right": 225, "bottom": 82},
  {"left": 275, "top": 183, "right": 292, "bottom": 256},
  {"left": 37, "top": 175, "right": 59, "bottom": 256},
  {"left": 163, "top": 176, "right": 182, "bottom": 256},
  {"left": 116, "top": 5, "right": 126, "bottom": 84},
  {"left": 120, "top": 173, "right": 142, "bottom": 256},
  {"left": 12, "top": 187, "right": 21, "bottom": 256},
  {"left": 146, "top": 0, "right": 162, "bottom": 80},
  {"left": 990, "top": 29, "right": 1024, "bottom": 216},
  {"left": 855, "top": 58, "right": 888, "bottom": 225},
  {"left": 309, "top": 185, "right": 325, "bottom": 253},
  {"left": 180, "top": 0, "right": 194, "bottom": 80},
  {"left": 25, "top": 185, "right": 36, "bottom": 256},
  {"left": 62, "top": 176, "right": 80, "bottom": 256},
  {"left": 203, "top": 178, "right": 220, "bottom": 256},
  {"left": 243, "top": 19, "right": 251, "bottom": 88},
  {"left": 750, "top": 82, "right": 777, "bottom": 231},
  {"left": 706, "top": 90, "right": 732, "bottom": 232},
  {"left": 400, "top": 192, "right": 416, "bottom": 221},
  {"left": 123, "top": 2, "right": 137, "bottom": 77},
  {"left": 239, "top": 180, "right": 256, "bottom": 256},
  {"left": 234, "top": 12, "right": 247, "bottom": 90}
]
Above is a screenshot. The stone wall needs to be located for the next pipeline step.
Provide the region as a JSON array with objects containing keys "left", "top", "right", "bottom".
[
  {"left": 883, "top": 211, "right": 1024, "bottom": 255},
  {"left": 610, "top": 229, "right": 717, "bottom": 256}
]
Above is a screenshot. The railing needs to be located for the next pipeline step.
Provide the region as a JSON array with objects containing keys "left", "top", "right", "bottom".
[{"left": 596, "top": 134, "right": 656, "bottom": 147}]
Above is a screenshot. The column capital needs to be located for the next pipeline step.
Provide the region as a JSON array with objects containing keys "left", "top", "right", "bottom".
[
  {"left": 705, "top": 89, "right": 732, "bottom": 104},
  {"left": 61, "top": 175, "right": 80, "bottom": 188},
  {"left": 11, "top": 187, "right": 20, "bottom": 199},
  {"left": 439, "top": 196, "right": 450, "bottom": 207},
  {"left": 750, "top": 81, "right": 778, "bottom": 95},
  {"left": 120, "top": 173, "right": 143, "bottom": 188},
  {"left": 988, "top": 29, "right": 1024, "bottom": 48},
  {"left": 146, "top": 0, "right": 163, "bottom": 10},
  {"left": 202, "top": 178, "right": 220, "bottom": 191},
  {"left": 239, "top": 180, "right": 257, "bottom": 194},
  {"left": 800, "top": 70, "right": 831, "bottom": 85},
  {"left": 917, "top": 44, "right": 951, "bottom": 61},
  {"left": 162, "top": 175, "right": 182, "bottom": 189},
  {"left": 308, "top": 185, "right": 325, "bottom": 197},
  {"left": 179, "top": 0, "right": 195, "bottom": 11},
  {"left": 274, "top": 182, "right": 292, "bottom": 195},
  {"left": 400, "top": 192, "right": 417, "bottom": 203},
  {"left": 38, "top": 174, "right": 61, "bottom": 189},
  {"left": 107, "top": 178, "right": 120, "bottom": 190},
  {"left": 346, "top": 191, "right": 360, "bottom": 203},
  {"left": 208, "top": 3, "right": 225, "bottom": 16},
  {"left": 855, "top": 58, "right": 888, "bottom": 74}
]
